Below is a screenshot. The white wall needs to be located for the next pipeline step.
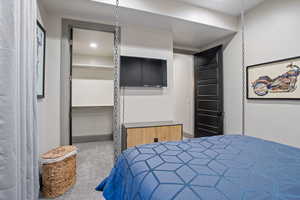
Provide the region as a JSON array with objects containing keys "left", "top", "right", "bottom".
[
  {"left": 244, "top": 0, "right": 300, "bottom": 147},
  {"left": 71, "top": 66, "right": 114, "bottom": 137},
  {"left": 221, "top": 0, "right": 300, "bottom": 147},
  {"left": 223, "top": 33, "right": 243, "bottom": 134},
  {"left": 72, "top": 107, "right": 113, "bottom": 137},
  {"left": 173, "top": 54, "right": 194, "bottom": 135},
  {"left": 72, "top": 54, "right": 114, "bottom": 107},
  {"left": 73, "top": 54, "right": 113, "bottom": 67},
  {"left": 72, "top": 79, "right": 113, "bottom": 107},
  {"left": 121, "top": 25, "right": 175, "bottom": 123},
  {"left": 37, "top": 3, "right": 176, "bottom": 152},
  {"left": 37, "top": 4, "right": 61, "bottom": 154},
  {"left": 73, "top": 66, "right": 113, "bottom": 80}
]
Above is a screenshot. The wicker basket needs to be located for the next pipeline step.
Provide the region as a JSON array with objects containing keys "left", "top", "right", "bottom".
[{"left": 41, "top": 146, "right": 77, "bottom": 198}]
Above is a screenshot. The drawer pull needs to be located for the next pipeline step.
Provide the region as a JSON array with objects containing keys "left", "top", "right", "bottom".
[{"left": 154, "top": 138, "right": 159, "bottom": 143}]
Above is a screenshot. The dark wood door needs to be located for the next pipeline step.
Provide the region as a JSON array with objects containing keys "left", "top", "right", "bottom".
[{"left": 194, "top": 45, "right": 223, "bottom": 138}]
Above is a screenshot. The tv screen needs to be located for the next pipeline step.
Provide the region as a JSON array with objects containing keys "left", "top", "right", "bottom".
[{"left": 120, "top": 56, "right": 167, "bottom": 87}]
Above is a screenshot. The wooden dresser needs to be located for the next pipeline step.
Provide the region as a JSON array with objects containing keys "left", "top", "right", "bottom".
[{"left": 122, "top": 121, "right": 183, "bottom": 150}]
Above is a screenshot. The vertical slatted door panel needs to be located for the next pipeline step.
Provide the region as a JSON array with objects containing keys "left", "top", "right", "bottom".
[{"left": 194, "top": 46, "right": 223, "bottom": 138}]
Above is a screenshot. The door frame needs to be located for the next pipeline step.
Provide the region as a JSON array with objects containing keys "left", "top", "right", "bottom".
[
  {"left": 60, "top": 19, "right": 116, "bottom": 145},
  {"left": 193, "top": 45, "right": 224, "bottom": 137}
]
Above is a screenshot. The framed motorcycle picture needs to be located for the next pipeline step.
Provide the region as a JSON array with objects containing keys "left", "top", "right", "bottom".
[{"left": 247, "top": 56, "right": 300, "bottom": 100}]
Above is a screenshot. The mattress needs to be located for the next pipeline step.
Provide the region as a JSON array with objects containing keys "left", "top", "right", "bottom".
[{"left": 97, "top": 135, "right": 300, "bottom": 200}]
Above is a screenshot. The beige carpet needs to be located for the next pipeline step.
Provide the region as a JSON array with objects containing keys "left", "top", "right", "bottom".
[{"left": 40, "top": 141, "right": 114, "bottom": 200}]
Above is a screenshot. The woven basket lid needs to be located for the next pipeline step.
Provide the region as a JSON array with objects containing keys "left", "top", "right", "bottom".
[{"left": 42, "top": 146, "right": 77, "bottom": 160}]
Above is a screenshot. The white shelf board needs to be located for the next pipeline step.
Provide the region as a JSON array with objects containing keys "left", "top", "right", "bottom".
[
  {"left": 72, "top": 105, "right": 114, "bottom": 108},
  {"left": 72, "top": 78, "right": 113, "bottom": 81},
  {"left": 73, "top": 63, "right": 114, "bottom": 69}
]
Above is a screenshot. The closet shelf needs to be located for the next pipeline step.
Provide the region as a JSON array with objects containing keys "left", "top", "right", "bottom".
[
  {"left": 73, "top": 63, "right": 114, "bottom": 69},
  {"left": 72, "top": 105, "right": 114, "bottom": 108}
]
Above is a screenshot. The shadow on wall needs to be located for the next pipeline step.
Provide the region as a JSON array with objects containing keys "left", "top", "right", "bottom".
[
  {"left": 199, "top": 33, "right": 237, "bottom": 53},
  {"left": 121, "top": 87, "right": 164, "bottom": 96}
]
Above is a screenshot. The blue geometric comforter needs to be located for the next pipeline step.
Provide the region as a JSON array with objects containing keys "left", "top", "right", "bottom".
[{"left": 96, "top": 135, "right": 300, "bottom": 200}]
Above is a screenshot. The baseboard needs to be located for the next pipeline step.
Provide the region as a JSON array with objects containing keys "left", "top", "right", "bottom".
[
  {"left": 183, "top": 132, "right": 194, "bottom": 138},
  {"left": 72, "top": 134, "right": 113, "bottom": 143}
]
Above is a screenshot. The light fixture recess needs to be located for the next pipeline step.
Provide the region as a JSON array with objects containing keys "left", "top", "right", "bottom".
[{"left": 89, "top": 43, "right": 98, "bottom": 49}]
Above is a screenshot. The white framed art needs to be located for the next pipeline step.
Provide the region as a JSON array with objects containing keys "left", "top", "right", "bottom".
[
  {"left": 247, "top": 56, "right": 300, "bottom": 100},
  {"left": 36, "top": 20, "right": 46, "bottom": 98}
]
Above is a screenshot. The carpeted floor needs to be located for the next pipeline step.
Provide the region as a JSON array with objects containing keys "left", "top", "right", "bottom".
[{"left": 40, "top": 140, "right": 114, "bottom": 200}]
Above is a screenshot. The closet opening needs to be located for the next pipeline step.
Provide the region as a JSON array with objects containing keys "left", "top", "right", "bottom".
[{"left": 69, "top": 28, "right": 114, "bottom": 144}]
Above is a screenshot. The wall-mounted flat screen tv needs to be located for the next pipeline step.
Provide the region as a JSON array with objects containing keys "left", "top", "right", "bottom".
[{"left": 120, "top": 56, "right": 167, "bottom": 87}]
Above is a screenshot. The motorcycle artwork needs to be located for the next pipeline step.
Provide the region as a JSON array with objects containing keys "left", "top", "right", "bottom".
[{"left": 252, "top": 63, "right": 300, "bottom": 96}]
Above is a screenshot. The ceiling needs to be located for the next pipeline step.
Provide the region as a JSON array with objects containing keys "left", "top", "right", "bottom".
[
  {"left": 73, "top": 28, "right": 114, "bottom": 57},
  {"left": 41, "top": 0, "right": 263, "bottom": 49},
  {"left": 173, "top": 0, "right": 265, "bottom": 16}
]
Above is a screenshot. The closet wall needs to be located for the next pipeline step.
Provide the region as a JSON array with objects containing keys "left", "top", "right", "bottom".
[
  {"left": 71, "top": 29, "right": 114, "bottom": 141},
  {"left": 173, "top": 53, "right": 194, "bottom": 136},
  {"left": 72, "top": 54, "right": 114, "bottom": 139}
]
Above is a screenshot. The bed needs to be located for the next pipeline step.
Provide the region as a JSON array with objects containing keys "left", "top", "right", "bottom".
[{"left": 96, "top": 135, "right": 300, "bottom": 200}]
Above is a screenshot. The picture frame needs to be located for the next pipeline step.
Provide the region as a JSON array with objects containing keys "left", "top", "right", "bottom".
[
  {"left": 247, "top": 56, "right": 300, "bottom": 100},
  {"left": 36, "top": 20, "right": 46, "bottom": 98}
]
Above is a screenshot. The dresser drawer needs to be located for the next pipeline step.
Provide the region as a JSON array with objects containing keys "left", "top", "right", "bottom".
[{"left": 126, "top": 125, "right": 182, "bottom": 149}]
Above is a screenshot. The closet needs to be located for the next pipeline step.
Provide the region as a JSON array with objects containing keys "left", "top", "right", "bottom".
[{"left": 71, "top": 28, "right": 114, "bottom": 143}]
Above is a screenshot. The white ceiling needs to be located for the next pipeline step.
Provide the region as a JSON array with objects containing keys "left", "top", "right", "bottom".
[
  {"left": 73, "top": 28, "right": 114, "bottom": 57},
  {"left": 40, "top": 0, "right": 243, "bottom": 49},
  {"left": 173, "top": 0, "right": 265, "bottom": 16}
]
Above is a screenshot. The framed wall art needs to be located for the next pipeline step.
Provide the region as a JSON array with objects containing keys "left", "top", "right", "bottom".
[
  {"left": 36, "top": 20, "right": 46, "bottom": 98},
  {"left": 247, "top": 56, "right": 300, "bottom": 100}
]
